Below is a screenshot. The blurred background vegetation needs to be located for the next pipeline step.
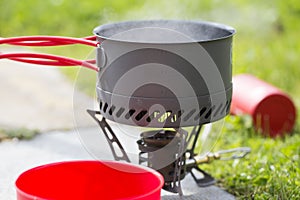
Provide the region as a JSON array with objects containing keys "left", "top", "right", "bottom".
[{"left": 0, "top": 0, "right": 299, "bottom": 199}]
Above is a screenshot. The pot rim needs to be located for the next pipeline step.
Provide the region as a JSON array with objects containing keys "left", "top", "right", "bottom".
[{"left": 93, "top": 19, "right": 236, "bottom": 44}]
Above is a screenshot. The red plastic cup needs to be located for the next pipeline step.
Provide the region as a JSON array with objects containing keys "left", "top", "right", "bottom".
[
  {"left": 15, "top": 160, "right": 164, "bottom": 200},
  {"left": 231, "top": 74, "right": 296, "bottom": 137}
]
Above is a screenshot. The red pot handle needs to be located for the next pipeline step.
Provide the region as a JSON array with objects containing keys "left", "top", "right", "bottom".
[{"left": 0, "top": 35, "right": 99, "bottom": 72}]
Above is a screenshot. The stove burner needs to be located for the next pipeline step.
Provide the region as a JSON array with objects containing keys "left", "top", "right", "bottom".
[{"left": 137, "top": 130, "right": 187, "bottom": 193}]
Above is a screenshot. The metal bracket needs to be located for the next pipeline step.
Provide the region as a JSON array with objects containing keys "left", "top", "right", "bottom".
[
  {"left": 186, "top": 125, "right": 202, "bottom": 159},
  {"left": 169, "top": 127, "right": 188, "bottom": 196},
  {"left": 190, "top": 166, "right": 216, "bottom": 187},
  {"left": 185, "top": 125, "right": 216, "bottom": 187},
  {"left": 87, "top": 109, "right": 130, "bottom": 162}
]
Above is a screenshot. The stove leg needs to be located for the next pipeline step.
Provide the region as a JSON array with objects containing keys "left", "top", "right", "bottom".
[
  {"left": 190, "top": 166, "right": 216, "bottom": 187},
  {"left": 87, "top": 109, "right": 130, "bottom": 162},
  {"left": 185, "top": 125, "right": 216, "bottom": 187}
]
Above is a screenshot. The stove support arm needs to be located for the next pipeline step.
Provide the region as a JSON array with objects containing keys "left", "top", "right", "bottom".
[{"left": 87, "top": 110, "right": 131, "bottom": 162}]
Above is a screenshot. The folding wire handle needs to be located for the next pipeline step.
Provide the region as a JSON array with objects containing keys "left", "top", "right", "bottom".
[{"left": 0, "top": 35, "right": 99, "bottom": 72}]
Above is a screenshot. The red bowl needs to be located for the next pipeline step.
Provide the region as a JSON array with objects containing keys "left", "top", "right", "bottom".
[{"left": 16, "top": 160, "right": 164, "bottom": 200}]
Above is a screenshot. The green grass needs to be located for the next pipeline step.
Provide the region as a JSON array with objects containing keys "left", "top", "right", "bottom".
[
  {"left": 0, "top": 128, "right": 39, "bottom": 141},
  {"left": 201, "top": 116, "right": 300, "bottom": 199},
  {"left": 1, "top": 0, "right": 300, "bottom": 199}
]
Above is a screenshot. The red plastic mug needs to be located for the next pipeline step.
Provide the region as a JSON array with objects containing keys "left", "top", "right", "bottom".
[
  {"left": 231, "top": 74, "right": 296, "bottom": 137},
  {"left": 16, "top": 160, "right": 164, "bottom": 200}
]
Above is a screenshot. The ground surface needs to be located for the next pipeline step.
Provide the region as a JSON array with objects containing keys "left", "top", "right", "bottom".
[
  {"left": 0, "top": 129, "right": 234, "bottom": 200},
  {"left": 0, "top": 53, "right": 95, "bottom": 131}
]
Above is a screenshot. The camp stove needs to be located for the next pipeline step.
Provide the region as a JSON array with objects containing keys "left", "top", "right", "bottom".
[
  {"left": 85, "top": 20, "right": 250, "bottom": 195},
  {"left": 0, "top": 20, "right": 251, "bottom": 196}
]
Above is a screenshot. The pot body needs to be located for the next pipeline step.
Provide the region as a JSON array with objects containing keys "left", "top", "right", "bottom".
[{"left": 94, "top": 20, "right": 235, "bottom": 128}]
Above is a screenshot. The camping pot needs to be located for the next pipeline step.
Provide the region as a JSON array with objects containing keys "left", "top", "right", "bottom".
[
  {"left": 93, "top": 20, "right": 236, "bottom": 128},
  {"left": 0, "top": 20, "right": 236, "bottom": 128}
]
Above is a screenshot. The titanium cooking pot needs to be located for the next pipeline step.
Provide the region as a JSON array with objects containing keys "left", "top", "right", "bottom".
[{"left": 93, "top": 20, "right": 235, "bottom": 128}]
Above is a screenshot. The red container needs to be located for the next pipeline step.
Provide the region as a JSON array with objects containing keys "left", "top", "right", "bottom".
[
  {"left": 231, "top": 74, "right": 296, "bottom": 137},
  {"left": 16, "top": 160, "right": 164, "bottom": 200}
]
